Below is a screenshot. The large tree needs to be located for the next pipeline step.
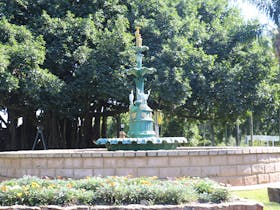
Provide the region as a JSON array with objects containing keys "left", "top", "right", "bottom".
[{"left": 0, "top": 0, "right": 278, "bottom": 149}]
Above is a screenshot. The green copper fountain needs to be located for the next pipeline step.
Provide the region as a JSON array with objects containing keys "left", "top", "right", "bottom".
[
  {"left": 96, "top": 28, "right": 186, "bottom": 150},
  {"left": 127, "top": 27, "right": 156, "bottom": 138}
]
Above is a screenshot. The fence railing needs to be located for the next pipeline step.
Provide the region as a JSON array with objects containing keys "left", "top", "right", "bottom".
[{"left": 245, "top": 135, "right": 279, "bottom": 146}]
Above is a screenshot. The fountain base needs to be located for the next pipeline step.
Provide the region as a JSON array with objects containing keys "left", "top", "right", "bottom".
[{"left": 95, "top": 137, "right": 187, "bottom": 151}]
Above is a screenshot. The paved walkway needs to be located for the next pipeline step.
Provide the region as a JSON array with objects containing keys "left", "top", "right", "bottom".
[{"left": 229, "top": 182, "right": 280, "bottom": 191}]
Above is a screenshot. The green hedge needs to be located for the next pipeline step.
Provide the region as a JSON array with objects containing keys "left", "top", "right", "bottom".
[{"left": 0, "top": 176, "right": 229, "bottom": 206}]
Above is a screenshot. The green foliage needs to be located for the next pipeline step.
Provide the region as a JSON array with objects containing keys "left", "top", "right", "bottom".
[
  {"left": 0, "top": 176, "right": 229, "bottom": 206},
  {"left": 0, "top": 18, "right": 63, "bottom": 111},
  {"left": 193, "top": 178, "right": 229, "bottom": 203},
  {"left": 0, "top": 0, "right": 279, "bottom": 149},
  {"left": 233, "top": 188, "right": 279, "bottom": 210}
]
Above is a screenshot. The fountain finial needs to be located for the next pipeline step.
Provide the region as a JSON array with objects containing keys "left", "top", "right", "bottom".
[{"left": 135, "top": 27, "right": 142, "bottom": 47}]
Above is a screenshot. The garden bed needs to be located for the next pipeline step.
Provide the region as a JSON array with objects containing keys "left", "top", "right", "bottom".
[{"left": 0, "top": 176, "right": 263, "bottom": 210}]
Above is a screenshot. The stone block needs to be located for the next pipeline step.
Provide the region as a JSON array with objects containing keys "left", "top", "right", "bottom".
[
  {"left": 157, "top": 151, "right": 168, "bottom": 156},
  {"left": 147, "top": 157, "right": 168, "bottom": 167},
  {"left": 137, "top": 167, "right": 159, "bottom": 177},
  {"left": 190, "top": 156, "right": 210, "bottom": 166},
  {"left": 74, "top": 169, "right": 93, "bottom": 178},
  {"left": 63, "top": 158, "right": 73, "bottom": 168},
  {"left": 211, "top": 177, "right": 228, "bottom": 185},
  {"left": 102, "top": 152, "right": 114, "bottom": 157},
  {"left": 26, "top": 169, "right": 40, "bottom": 177},
  {"left": 265, "top": 164, "right": 275, "bottom": 173},
  {"left": 198, "top": 150, "right": 209, "bottom": 156},
  {"left": 236, "top": 165, "right": 251, "bottom": 175},
  {"left": 0, "top": 159, "right": 5, "bottom": 168},
  {"left": 167, "top": 150, "right": 178, "bottom": 156},
  {"left": 227, "top": 155, "right": 243, "bottom": 165},
  {"left": 94, "top": 168, "right": 115, "bottom": 176},
  {"left": 115, "top": 168, "right": 137, "bottom": 177},
  {"left": 33, "top": 158, "right": 48, "bottom": 169},
  {"left": 40, "top": 169, "right": 56, "bottom": 178},
  {"left": 112, "top": 151, "right": 124, "bottom": 157},
  {"left": 135, "top": 151, "right": 147, "bottom": 157},
  {"left": 6, "top": 168, "right": 17, "bottom": 177},
  {"left": 125, "top": 158, "right": 147, "bottom": 168},
  {"left": 257, "top": 154, "right": 270, "bottom": 163},
  {"left": 103, "top": 158, "right": 125, "bottom": 168},
  {"left": 147, "top": 151, "right": 158, "bottom": 156},
  {"left": 181, "top": 167, "right": 201, "bottom": 177},
  {"left": 251, "top": 164, "right": 265, "bottom": 174},
  {"left": 258, "top": 174, "right": 270, "bottom": 184},
  {"left": 269, "top": 172, "right": 280, "bottom": 183},
  {"left": 201, "top": 166, "right": 219, "bottom": 177},
  {"left": 268, "top": 187, "right": 280, "bottom": 203},
  {"left": 124, "top": 151, "right": 135, "bottom": 157},
  {"left": 210, "top": 156, "right": 227, "bottom": 166},
  {"left": 5, "top": 159, "right": 13, "bottom": 168},
  {"left": 220, "top": 165, "right": 237, "bottom": 177},
  {"left": 83, "top": 158, "right": 103, "bottom": 168},
  {"left": 242, "top": 155, "right": 257, "bottom": 164},
  {"left": 47, "top": 158, "right": 64, "bottom": 169},
  {"left": 10, "top": 159, "right": 21, "bottom": 169},
  {"left": 159, "top": 167, "right": 180, "bottom": 178},
  {"left": 21, "top": 159, "right": 32, "bottom": 168},
  {"left": 275, "top": 162, "right": 280, "bottom": 172},
  {"left": 244, "top": 175, "right": 257, "bottom": 185},
  {"left": 14, "top": 169, "right": 26, "bottom": 178},
  {"left": 168, "top": 157, "right": 190, "bottom": 167},
  {"left": 55, "top": 169, "right": 73, "bottom": 178},
  {"left": 228, "top": 176, "right": 244, "bottom": 186}
]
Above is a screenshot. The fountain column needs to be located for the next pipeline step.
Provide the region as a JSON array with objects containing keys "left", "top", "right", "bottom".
[{"left": 127, "top": 27, "right": 156, "bottom": 138}]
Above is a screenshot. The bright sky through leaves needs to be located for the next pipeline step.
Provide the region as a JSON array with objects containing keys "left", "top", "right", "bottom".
[{"left": 230, "top": 0, "right": 276, "bottom": 30}]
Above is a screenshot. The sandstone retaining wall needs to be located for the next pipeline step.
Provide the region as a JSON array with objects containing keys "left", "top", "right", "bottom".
[{"left": 0, "top": 147, "right": 280, "bottom": 186}]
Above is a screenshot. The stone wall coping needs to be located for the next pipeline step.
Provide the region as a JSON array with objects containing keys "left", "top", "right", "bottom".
[
  {"left": 0, "top": 201, "right": 264, "bottom": 210},
  {"left": 0, "top": 147, "right": 279, "bottom": 158}
]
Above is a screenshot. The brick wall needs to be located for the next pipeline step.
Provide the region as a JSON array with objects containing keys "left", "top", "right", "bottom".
[{"left": 0, "top": 147, "right": 280, "bottom": 186}]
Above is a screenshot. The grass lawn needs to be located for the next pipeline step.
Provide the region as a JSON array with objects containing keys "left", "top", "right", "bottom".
[{"left": 232, "top": 188, "right": 280, "bottom": 210}]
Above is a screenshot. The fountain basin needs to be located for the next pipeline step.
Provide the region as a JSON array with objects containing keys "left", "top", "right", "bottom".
[{"left": 95, "top": 137, "right": 186, "bottom": 151}]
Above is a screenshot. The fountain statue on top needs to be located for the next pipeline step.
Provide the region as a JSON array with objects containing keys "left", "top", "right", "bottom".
[{"left": 96, "top": 27, "right": 186, "bottom": 151}]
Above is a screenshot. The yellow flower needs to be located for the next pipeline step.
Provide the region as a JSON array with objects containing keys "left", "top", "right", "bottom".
[
  {"left": 31, "top": 182, "right": 40, "bottom": 188},
  {"left": 67, "top": 183, "right": 73, "bottom": 188},
  {"left": 151, "top": 176, "right": 158, "bottom": 180},
  {"left": 1, "top": 185, "right": 7, "bottom": 192},
  {"left": 23, "top": 186, "right": 29, "bottom": 191},
  {"left": 140, "top": 180, "right": 151, "bottom": 186},
  {"left": 17, "top": 192, "right": 23, "bottom": 198},
  {"left": 48, "top": 184, "right": 56, "bottom": 189},
  {"left": 109, "top": 182, "right": 116, "bottom": 187}
]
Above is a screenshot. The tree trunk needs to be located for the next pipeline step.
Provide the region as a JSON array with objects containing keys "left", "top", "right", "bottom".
[
  {"left": 236, "top": 121, "right": 240, "bottom": 146},
  {"left": 45, "top": 111, "right": 60, "bottom": 149},
  {"left": 92, "top": 115, "right": 101, "bottom": 141},
  {"left": 83, "top": 114, "right": 93, "bottom": 148},
  {"left": 21, "top": 112, "right": 36, "bottom": 150},
  {"left": 210, "top": 122, "right": 215, "bottom": 146},
  {"left": 101, "top": 116, "right": 107, "bottom": 138},
  {"left": 224, "top": 125, "right": 229, "bottom": 146},
  {"left": 116, "top": 115, "right": 121, "bottom": 138},
  {"left": 8, "top": 109, "right": 19, "bottom": 150},
  {"left": 249, "top": 113, "right": 253, "bottom": 146}
]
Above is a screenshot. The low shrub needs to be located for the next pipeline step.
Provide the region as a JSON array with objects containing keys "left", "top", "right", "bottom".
[{"left": 0, "top": 176, "right": 229, "bottom": 206}]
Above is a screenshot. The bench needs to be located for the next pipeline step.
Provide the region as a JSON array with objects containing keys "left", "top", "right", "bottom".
[{"left": 245, "top": 135, "right": 279, "bottom": 146}]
